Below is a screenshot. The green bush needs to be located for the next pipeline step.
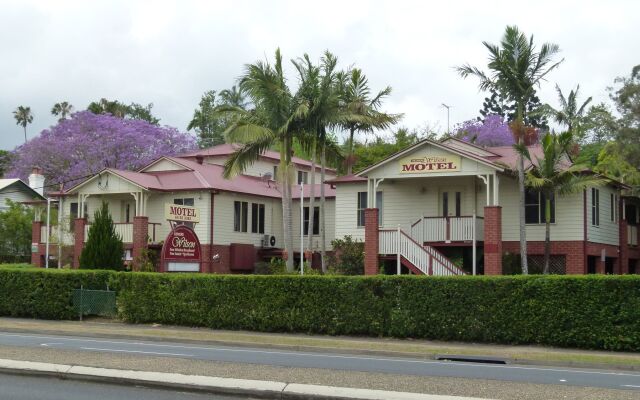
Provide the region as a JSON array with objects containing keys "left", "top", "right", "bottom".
[
  {"left": 0, "top": 268, "right": 114, "bottom": 319},
  {"left": 329, "top": 235, "right": 364, "bottom": 275},
  {"left": 1, "top": 269, "right": 639, "bottom": 351},
  {"left": 80, "top": 202, "right": 124, "bottom": 271}
]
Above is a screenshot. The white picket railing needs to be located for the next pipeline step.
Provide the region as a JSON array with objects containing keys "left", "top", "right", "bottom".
[
  {"left": 85, "top": 223, "right": 133, "bottom": 242},
  {"left": 629, "top": 225, "right": 639, "bottom": 247},
  {"left": 379, "top": 228, "right": 465, "bottom": 276},
  {"left": 411, "top": 216, "right": 483, "bottom": 243}
]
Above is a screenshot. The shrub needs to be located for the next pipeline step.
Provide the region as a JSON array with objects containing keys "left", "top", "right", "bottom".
[
  {"left": 329, "top": 236, "right": 364, "bottom": 275},
  {"left": 80, "top": 202, "right": 124, "bottom": 271},
  {"left": 1, "top": 269, "right": 639, "bottom": 351}
]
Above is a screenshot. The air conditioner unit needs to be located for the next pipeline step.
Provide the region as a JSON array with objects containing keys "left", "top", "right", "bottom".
[{"left": 262, "top": 234, "right": 276, "bottom": 248}]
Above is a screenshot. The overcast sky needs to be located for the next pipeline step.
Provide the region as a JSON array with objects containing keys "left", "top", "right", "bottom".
[{"left": 1, "top": 0, "right": 638, "bottom": 150}]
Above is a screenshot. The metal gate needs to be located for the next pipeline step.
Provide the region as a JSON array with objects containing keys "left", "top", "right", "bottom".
[{"left": 72, "top": 286, "right": 116, "bottom": 320}]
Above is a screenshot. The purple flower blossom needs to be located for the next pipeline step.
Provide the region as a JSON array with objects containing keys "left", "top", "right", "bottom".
[
  {"left": 7, "top": 111, "right": 196, "bottom": 189},
  {"left": 456, "top": 114, "right": 514, "bottom": 147}
]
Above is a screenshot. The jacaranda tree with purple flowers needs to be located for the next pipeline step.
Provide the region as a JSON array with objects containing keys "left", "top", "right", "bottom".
[
  {"left": 456, "top": 114, "right": 514, "bottom": 146},
  {"left": 7, "top": 111, "right": 196, "bottom": 189}
]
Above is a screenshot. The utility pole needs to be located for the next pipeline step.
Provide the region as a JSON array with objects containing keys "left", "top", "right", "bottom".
[{"left": 441, "top": 103, "right": 452, "bottom": 135}]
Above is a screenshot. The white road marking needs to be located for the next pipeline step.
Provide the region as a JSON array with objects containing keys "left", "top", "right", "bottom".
[
  {"left": 622, "top": 384, "right": 640, "bottom": 388},
  {"left": 40, "top": 343, "right": 63, "bottom": 347},
  {"left": 2, "top": 332, "right": 640, "bottom": 378},
  {"left": 559, "top": 379, "right": 566, "bottom": 382},
  {"left": 80, "top": 347, "right": 193, "bottom": 357}
]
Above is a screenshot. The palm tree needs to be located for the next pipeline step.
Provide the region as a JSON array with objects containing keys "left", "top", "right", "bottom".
[
  {"left": 337, "top": 69, "right": 401, "bottom": 174},
  {"left": 517, "top": 131, "right": 604, "bottom": 273},
  {"left": 457, "top": 25, "right": 563, "bottom": 274},
  {"left": 13, "top": 106, "right": 33, "bottom": 143},
  {"left": 51, "top": 101, "right": 74, "bottom": 122},
  {"left": 220, "top": 49, "right": 308, "bottom": 272},
  {"left": 544, "top": 84, "right": 592, "bottom": 134},
  {"left": 219, "top": 85, "right": 249, "bottom": 109}
]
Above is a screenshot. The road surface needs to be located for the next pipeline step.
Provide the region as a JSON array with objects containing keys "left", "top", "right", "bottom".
[
  {"left": 0, "top": 331, "right": 638, "bottom": 391},
  {"left": 0, "top": 372, "right": 241, "bottom": 400}
]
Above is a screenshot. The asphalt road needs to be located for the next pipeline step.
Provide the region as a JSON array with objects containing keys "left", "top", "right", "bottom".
[
  {"left": 0, "top": 372, "right": 242, "bottom": 400},
  {"left": 0, "top": 331, "right": 638, "bottom": 392}
]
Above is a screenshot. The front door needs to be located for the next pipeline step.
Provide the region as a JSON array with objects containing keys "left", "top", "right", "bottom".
[{"left": 440, "top": 188, "right": 463, "bottom": 217}]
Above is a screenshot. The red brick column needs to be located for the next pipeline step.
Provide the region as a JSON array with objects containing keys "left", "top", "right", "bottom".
[
  {"left": 364, "top": 208, "right": 379, "bottom": 275},
  {"left": 132, "top": 216, "right": 149, "bottom": 262},
  {"left": 620, "top": 219, "right": 629, "bottom": 274},
  {"left": 31, "top": 221, "right": 42, "bottom": 266},
  {"left": 73, "top": 218, "right": 86, "bottom": 268},
  {"left": 483, "top": 206, "right": 503, "bottom": 275}
]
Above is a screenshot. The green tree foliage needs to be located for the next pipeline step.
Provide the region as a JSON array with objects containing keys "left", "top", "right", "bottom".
[
  {"left": 0, "top": 150, "right": 13, "bottom": 178},
  {"left": 579, "top": 103, "right": 617, "bottom": 144},
  {"left": 87, "top": 98, "right": 159, "bottom": 125},
  {"left": 543, "top": 84, "right": 592, "bottom": 135},
  {"left": 79, "top": 202, "right": 124, "bottom": 271},
  {"left": 51, "top": 101, "right": 74, "bottom": 122},
  {"left": 13, "top": 105, "right": 33, "bottom": 143},
  {"left": 328, "top": 236, "right": 364, "bottom": 275},
  {"left": 0, "top": 200, "right": 33, "bottom": 263},
  {"left": 187, "top": 87, "right": 248, "bottom": 148},
  {"left": 479, "top": 87, "right": 548, "bottom": 130},
  {"left": 610, "top": 65, "right": 640, "bottom": 169},
  {"left": 348, "top": 127, "right": 426, "bottom": 173}
]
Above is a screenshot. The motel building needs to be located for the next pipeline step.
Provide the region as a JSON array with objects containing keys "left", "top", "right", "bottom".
[
  {"left": 32, "top": 144, "right": 337, "bottom": 273},
  {"left": 31, "top": 140, "right": 639, "bottom": 275},
  {"left": 327, "top": 138, "right": 640, "bottom": 276}
]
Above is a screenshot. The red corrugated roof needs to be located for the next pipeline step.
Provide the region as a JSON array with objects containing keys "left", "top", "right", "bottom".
[
  {"left": 179, "top": 143, "right": 336, "bottom": 172},
  {"left": 66, "top": 156, "right": 335, "bottom": 199}
]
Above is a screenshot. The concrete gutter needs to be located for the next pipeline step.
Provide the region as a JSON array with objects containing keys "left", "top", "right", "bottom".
[{"left": 0, "top": 358, "right": 491, "bottom": 400}]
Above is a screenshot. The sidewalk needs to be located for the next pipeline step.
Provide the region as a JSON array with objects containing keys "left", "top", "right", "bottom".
[{"left": 1, "top": 317, "right": 639, "bottom": 371}]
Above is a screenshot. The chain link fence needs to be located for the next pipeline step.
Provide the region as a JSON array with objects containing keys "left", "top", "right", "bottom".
[{"left": 72, "top": 286, "right": 117, "bottom": 320}]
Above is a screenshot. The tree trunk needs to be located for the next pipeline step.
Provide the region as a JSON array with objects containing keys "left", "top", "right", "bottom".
[
  {"left": 347, "top": 127, "right": 355, "bottom": 175},
  {"left": 518, "top": 148, "right": 528, "bottom": 274},
  {"left": 320, "top": 141, "right": 327, "bottom": 273},
  {"left": 307, "top": 138, "right": 316, "bottom": 251},
  {"left": 544, "top": 195, "right": 551, "bottom": 274},
  {"left": 23, "top": 126, "right": 27, "bottom": 143},
  {"left": 280, "top": 141, "right": 294, "bottom": 272}
]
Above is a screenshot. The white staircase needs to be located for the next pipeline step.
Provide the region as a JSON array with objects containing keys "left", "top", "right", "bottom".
[{"left": 379, "top": 228, "right": 465, "bottom": 276}]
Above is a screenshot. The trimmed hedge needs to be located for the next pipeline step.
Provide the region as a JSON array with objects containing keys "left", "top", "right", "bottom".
[{"left": 1, "top": 269, "right": 640, "bottom": 351}]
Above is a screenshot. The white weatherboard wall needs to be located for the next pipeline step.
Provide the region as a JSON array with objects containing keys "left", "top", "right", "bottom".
[
  {"left": 203, "top": 156, "right": 337, "bottom": 180},
  {"left": 212, "top": 192, "right": 282, "bottom": 247},
  {"left": 142, "top": 159, "right": 189, "bottom": 172},
  {"left": 146, "top": 192, "right": 211, "bottom": 244},
  {"left": 587, "top": 185, "right": 620, "bottom": 246},
  {"left": 292, "top": 198, "right": 336, "bottom": 251},
  {"left": 497, "top": 177, "right": 585, "bottom": 242},
  {"left": 0, "top": 185, "right": 39, "bottom": 210}
]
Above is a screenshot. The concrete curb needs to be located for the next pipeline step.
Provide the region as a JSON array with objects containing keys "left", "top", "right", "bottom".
[
  {"left": 0, "top": 358, "right": 491, "bottom": 400},
  {"left": 2, "top": 325, "right": 640, "bottom": 372}
]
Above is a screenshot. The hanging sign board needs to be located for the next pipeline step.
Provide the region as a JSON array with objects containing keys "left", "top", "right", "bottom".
[
  {"left": 164, "top": 203, "right": 200, "bottom": 223},
  {"left": 161, "top": 225, "right": 202, "bottom": 272},
  {"left": 399, "top": 154, "right": 461, "bottom": 173}
]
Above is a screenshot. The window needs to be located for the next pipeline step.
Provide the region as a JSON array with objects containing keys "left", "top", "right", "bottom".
[
  {"left": 174, "top": 198, "right": 195, "bottom": 228},
  {"left": 69, "top": 202, "right": 88, "bottom": 231},
  {"left": 297, "top": 171, "right": 308, "bottom": 184},
  {"left": 356, "top": 191, "right": 383, "bottom": 227},
  {"left": 610, "top": 193, "right": 617, "bottom": 222},
  {"left": 525, "top": 189, "right": 555, "bottom": 224},
  {"left": 251, "top": 203, "right": 265, "bottom": 234},
  {"left": 273, "top": 165, "right": 278, "bottom": 180},
  {"left": 591, "top": 188, "right": 600, "bottom": 226},
  {"left": 234, "top": 201, "right": 248, "bottom": 232},
  {"left": 303, "top": 206, "right": 320, "bottom": 235}
]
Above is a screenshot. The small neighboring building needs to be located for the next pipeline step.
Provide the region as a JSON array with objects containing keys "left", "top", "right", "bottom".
[
  {"left": 0, "top": 175, "right": 46, "bottom": 211},
  {"left": 328, "top": 137, "right": 640, "bottom": 275},
  {"left": 34, "top": 145, "right": 337, "bottom": 272}
]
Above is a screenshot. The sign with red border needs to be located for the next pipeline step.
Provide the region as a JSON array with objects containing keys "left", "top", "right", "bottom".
[{"left": 161, "top": 225, "right": 202, "bottom": 272}]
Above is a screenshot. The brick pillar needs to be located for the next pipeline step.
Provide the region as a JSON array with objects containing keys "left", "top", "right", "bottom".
[
  {"left": 132, "top": 216, "right": 149, "bottom": 262},
  {"left": 364, "top": 208, "right": 379, "bottom": 275},
  {"left": 483, "top": 206, "right": 503, "bottom": 275},
  {"left": 620, "top": 219, "right": 629, "bottom": 274},
  {"left": 73, "top": 218, "right": 86, "bottom": 268},
  {"left": 31, "top": 221, "right": 42, "bottom": 266}
]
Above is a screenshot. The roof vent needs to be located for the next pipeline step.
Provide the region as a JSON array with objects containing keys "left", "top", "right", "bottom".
[{"left": 195, "top": 155, "right": 204, "bottom": 165}]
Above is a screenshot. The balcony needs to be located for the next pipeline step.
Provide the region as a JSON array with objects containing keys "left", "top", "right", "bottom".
[
  {"left": 84, "top": 222, "right": 161, "bottom": 243},
  {"left": 410, "top": 216, "right": 484, "bottom": 244}
]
